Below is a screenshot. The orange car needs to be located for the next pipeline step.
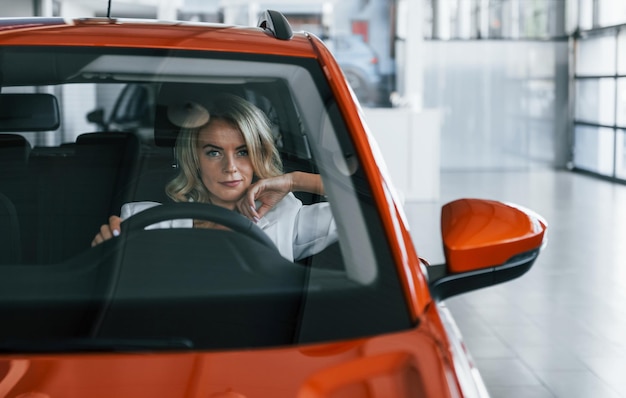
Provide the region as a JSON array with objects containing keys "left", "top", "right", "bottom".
[{"left": 0, "top": 11, "right": 546, "bottom": 397}]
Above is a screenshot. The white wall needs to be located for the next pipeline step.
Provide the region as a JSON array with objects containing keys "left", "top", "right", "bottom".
[
  {"left": 0, "top": 0, "right": 35, "bottom": 16},
  {"left": 422, "top": 40, "right": 570, "bottom": 170},
  {"left": 61, "top": 2, "right": 95, "bottom": 17},
  {"left": 364, "top": 108, "right": 441, "bottom": 202}
]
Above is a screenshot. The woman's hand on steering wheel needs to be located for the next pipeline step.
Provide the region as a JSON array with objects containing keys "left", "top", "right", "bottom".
[
  {"left": 91, "top": 215, "right": 122, "bottom": 247},
  {"left": 91, "top": 203, "right": 277, "bottom": 250}
]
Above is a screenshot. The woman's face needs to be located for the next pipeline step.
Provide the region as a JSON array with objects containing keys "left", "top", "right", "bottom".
[{"left": 196, "top": 118, "right": 254, "bottom": 210}]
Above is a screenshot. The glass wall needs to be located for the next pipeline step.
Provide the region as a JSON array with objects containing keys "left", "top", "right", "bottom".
[
  {"left": 597, "top": 0, "right": 626, "bottom": 27},
  {"left": 617, "top": 129, "right": 626, "bottom": 179},
  {"left": 572, "top": 23, "right": 626, "bottom": 181}
]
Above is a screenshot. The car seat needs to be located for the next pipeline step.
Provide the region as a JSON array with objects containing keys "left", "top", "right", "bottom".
[{"left": 0, "top": 134, "right": 32, "bottom": 263}]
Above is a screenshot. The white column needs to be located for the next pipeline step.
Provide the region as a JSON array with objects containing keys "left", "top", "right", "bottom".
[
  {"left": 457, "top": 0, "right": 472, "bottom": 39},
  {"left": 40, "top": 0, "right": 54, "bottom": 16},
  {"left": 433, "top": 0, "right": 451, "bottom": 40},
  {"left": 566, "top": 0, "right": 579, "bottom": 33},
  {"left": 396, "top": 0, "right": 423, "bottom": 111},
  {"left": 479, "top": 0, "right": 490, "bottom": 38},
  {"left": 158, "top": 0, "right": 181, "bottom": 20},
  {"left": 508, "top": 0, "right": 520, "bottom": 39},
  {"left": 248, "top": 2, "right": 259, "bottom": 27},
  {"left": 321, "top": 1, "right": 334, "bottom": 37}
]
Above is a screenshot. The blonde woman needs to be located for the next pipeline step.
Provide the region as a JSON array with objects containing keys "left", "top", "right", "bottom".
[{"left": 92, "top": 94, "right": 337, "bottom": 261}]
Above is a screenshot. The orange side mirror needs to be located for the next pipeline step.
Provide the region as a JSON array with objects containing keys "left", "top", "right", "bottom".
[
  {"left": 442, "top": 198, "right": 547, "bottom": 273},
  {"left": 428, "top": 198, "right": 547, "bottom": 301}
]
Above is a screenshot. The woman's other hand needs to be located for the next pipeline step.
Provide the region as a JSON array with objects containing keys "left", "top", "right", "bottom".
[
  {"left": 238, "top": 172, "right": 324, "bottom": 222},
  {"left": 238, "top": 174, "right": 293, "bottom": 221},
  {"left": 91, "top": 215, "right": 122, "bottom": 246}
]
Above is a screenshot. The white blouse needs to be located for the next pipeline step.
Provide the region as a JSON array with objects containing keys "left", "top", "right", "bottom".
[{"left": 120, "top": 193, "right": 338, "bottom": 262}]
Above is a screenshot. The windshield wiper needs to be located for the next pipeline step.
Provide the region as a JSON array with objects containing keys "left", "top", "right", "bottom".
[{"left": 0, "top": 338, "right": 193, "bottom": 353}]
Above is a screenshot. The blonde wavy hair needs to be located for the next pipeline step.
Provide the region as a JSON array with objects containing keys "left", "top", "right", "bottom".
[{"left": 165, "top": 94, "right": 283, "bottom": 203}]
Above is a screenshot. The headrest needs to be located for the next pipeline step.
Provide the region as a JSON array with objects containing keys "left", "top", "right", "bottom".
[
  {"left": 0, "top": 133, "right": 31, "bottom": 148},
  {"left": 0, "top": 134, "right": 32, "bottom": 162}
]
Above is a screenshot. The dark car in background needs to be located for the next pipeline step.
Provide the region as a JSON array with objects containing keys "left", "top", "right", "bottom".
[{"left": 325, "top": 34, "right": 386, "bottom": 106}]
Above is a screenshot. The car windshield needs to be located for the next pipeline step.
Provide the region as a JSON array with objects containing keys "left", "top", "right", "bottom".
[{"left": 0, "top": 46, "right": 411, "bottom": 352}]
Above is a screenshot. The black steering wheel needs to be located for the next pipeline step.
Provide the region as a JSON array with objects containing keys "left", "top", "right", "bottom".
[{"left": 119, "top": 202, "right": 277, "bottom": 250}]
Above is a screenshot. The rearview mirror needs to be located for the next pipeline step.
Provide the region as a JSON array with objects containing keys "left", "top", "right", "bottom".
[
  {"left": 427, "top": 198, "right": 547, "bottom": 301},
  {"left": 0, "top": 93, "right": 60, "bottom": 132}
]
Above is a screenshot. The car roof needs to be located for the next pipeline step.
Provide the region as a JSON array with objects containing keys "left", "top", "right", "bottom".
[{"left": 0, "top": 17, "right": 317, "bottom": 57}]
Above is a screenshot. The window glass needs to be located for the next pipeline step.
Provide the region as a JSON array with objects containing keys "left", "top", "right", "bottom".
[
  {"left": 617, "top": 78, "right": 626, "bottom": 127},
  {"left": 576, "top": 34, "right": 616, "bottom": 76},
  {"left": 574, "top": 125, "right": 615, "bottom": 175},
  {"left": 618, "top": 29, "right": 626, "bottom": 75},
  {"left": 598, "top": 0, "right": 626, "bottom": 27},
  {"left": 616, "top": 129, "right": 626, "bottom": 179},
  {"left": 578, "top": 0, "right": 594, "bottom": 30},
  {"left": 575, "top": 78, "right": 616, "bottom": 126}
]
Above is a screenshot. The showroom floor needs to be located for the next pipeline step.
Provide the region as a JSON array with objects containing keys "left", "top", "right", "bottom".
[{"left": 404, "top": 168, "right": 626, "bottom": 398}]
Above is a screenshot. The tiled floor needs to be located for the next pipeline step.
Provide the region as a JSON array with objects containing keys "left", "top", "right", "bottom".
[{"left": 404, "top": 169, "right": 626, "bottom": 398}]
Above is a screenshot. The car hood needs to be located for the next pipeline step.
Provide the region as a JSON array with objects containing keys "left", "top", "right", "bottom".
[{"left": 0, "top": 325, "right": 458, "bottom": 398}]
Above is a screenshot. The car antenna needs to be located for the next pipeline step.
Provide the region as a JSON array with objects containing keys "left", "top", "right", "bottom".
[{"left": 106, "top": 0, "right": 112, "bottom": 19}]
